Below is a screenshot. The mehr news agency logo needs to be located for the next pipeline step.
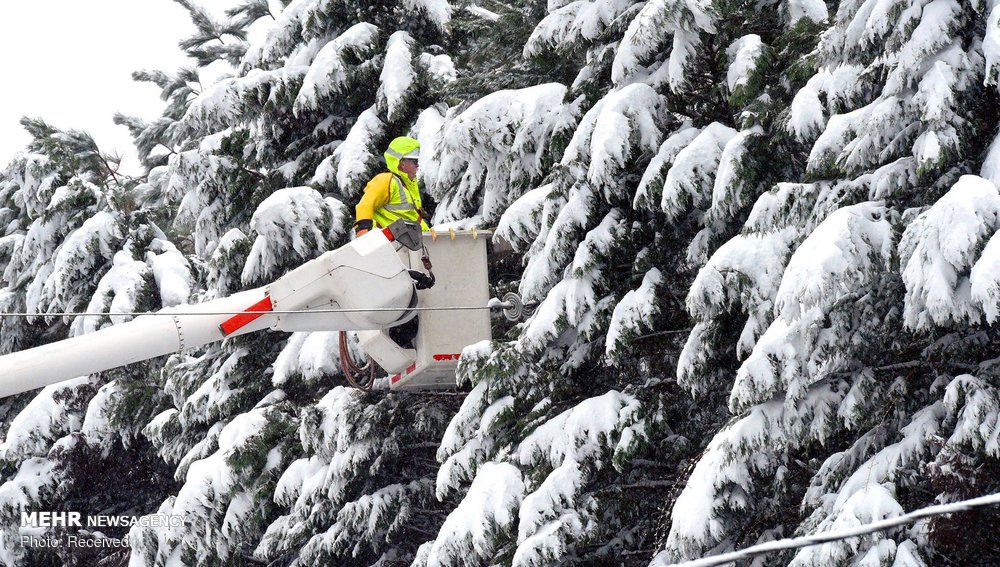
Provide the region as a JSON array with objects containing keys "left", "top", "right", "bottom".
[{"left": 19, "top": 509, "right": 189, "bottom": 549}]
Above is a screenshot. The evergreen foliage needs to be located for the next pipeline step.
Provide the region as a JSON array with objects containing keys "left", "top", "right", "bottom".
[{"left": 1, "top": 0, "right": 1000, "bottom": 565}]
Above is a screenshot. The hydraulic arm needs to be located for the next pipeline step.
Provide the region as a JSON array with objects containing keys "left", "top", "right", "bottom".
[{"left": 0, "top": 222, "right": 424, "bottom": 398}]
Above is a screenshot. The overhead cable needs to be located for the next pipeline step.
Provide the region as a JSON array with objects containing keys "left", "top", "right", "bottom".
[{"left": 664, "top": 492, "right": 1000, "bottom": 567}]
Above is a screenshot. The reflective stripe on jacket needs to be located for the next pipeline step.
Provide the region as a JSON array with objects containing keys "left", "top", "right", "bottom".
[{"left": 358, "top": 172, "right": 427, "bottom": 228}]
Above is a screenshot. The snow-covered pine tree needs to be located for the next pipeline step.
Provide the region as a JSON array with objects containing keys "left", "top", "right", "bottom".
[
  {"left": 655, "top": 0, "right": 1000, "bottom": 564},
  {"left": 5, "top": 0, "right": 1000, "bottom": 565},
  {"left": 411, "top": 0, "right": 799, "bottom": 562},
  {"left": 0, "top": 118, "right": 192, "bottom": 566},
  {"left": 115, "top": 0, "right": 474, "bottom": 564}
]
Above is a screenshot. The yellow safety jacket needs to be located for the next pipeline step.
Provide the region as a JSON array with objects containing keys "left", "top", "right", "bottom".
[{"left": 356, "top": 172, "right": 429, "bottom": 229}]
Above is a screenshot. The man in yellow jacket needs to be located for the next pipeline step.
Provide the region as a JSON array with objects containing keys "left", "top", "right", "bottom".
[{"left": 354, "top": 136, "right": 431, "bottom": 236}]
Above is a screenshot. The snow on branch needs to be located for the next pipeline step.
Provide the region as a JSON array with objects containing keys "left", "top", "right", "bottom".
[
  {"left": 403, "top": 0, "right": 453, "bottom": 31},
  {"left": 520, "top": 183, "right": 592, "bottom": 302},
  {"left": 774, "top": 203, "right": 893, "bottom": 321},
  {"left": 613, "top": 0, "right": 717, "bottom": 87},
  {"left": 0, "top": 378, "right": 91, "bottom": 462},
  {"left": 525, "top": 0, "right": 636, "bottom": 58},
  {"left": 943, "top": 374, "right": 1000, "bottom": 456},
  {"left": 660, "top": 123, "right": 738, "bottom": 221},
  {"left": 664, "top": 400, "right": 785, "bottom": 560},
  {"left": 241, "top": 0, "right": 324, "bottom": 68},
  {"left": 184, "top": 67, "right": 307, "bottom": 133},
  {"left": 294, "top": 22, "right": 381, "bottom": 114},
  {"left": 495, "top": 184, "right": 555, "bottom": 253},
  {"left": 272, "top": 331, "right": 346, "bottom": 388},
  {"left": 786, "top": 402, "right": 944, "bottom": 565},
  {"left": 730, "top": 202, "right": 893, "bottom": 411},
  {"left": 659, "top": 486, "right": 1000, "bottom": 567},
  {"left": 562, "top": 83, "right": 665, "bottom": 199},
  {"left": 420, "top": 462, "right": 525, "bottom": 567},
  {"left": 520, "top": 210, "right": 624, "bottom": 355},
  {"left": 378, "top": 32, "right": 417, "bottom": 123},
  {"left": 902, "top": 175, "right": 1000, "bottom": 330},
  {"left": 39, "top": 211, "right": 123, "bottom": 318},
  {"left": 430, "top": 84, "right": 577, "bottom": 224},
  {"left": 146, "top": 238, "right": 194, "bottom": 308},
  {"left": 605, "top": 268, "right": 664, "bottom": 360},
  {"left": 242, "top": 186, "right": 346, "bottom": 284},
  {"left": 517, "top": 390, "right": 641, "bottom": 471},
  {"left": 71, "top": 250, "right": 149, "bottom": 336},
  {"left": 316, "top": 107, "right": 386, "bottom": 198},
  {"left": 634, "top": 123, "right": 701, "bottom": 211}
]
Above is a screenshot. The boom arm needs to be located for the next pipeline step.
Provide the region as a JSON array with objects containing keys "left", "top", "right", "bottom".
[{"left": 0, "top": 224, "right": 422, "bottom": 398}]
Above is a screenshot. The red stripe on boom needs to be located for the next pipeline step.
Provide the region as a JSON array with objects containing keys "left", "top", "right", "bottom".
[
  {"left": 219, "top": 296, "right": 274, "bottom": 336},
  {"left": 390, "top": 363, "right": 418, "bottom": 386},
  {"left": 433, "top": 353, "right": 462, "bottom": 361}
]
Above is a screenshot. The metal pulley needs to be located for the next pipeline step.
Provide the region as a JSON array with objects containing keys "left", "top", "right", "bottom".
[{"left": 498, "top": 292, "right": 533, "bottom": 321}]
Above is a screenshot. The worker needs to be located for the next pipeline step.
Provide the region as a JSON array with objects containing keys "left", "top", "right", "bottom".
[
  {"left": 354, "top": 136, "right": 431, "bottom": 236},
  {"left": 354, "top": 136, "right": 435, "bottom": 351}
]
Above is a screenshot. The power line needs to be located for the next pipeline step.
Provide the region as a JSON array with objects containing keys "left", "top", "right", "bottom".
[
  {"left": 0, "top": 304, "right": 512, "bottom": 318},
  {"left": 662, "top": 492, "right": 1000, "bottom": 567}
]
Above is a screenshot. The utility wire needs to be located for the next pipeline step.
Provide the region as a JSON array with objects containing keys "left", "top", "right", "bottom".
[
  {"left": 663, "top": 492, "right": 1000, "bottom": 567},
  {"left": 0, "top": 304, "right": 513, "bottom": 318}
]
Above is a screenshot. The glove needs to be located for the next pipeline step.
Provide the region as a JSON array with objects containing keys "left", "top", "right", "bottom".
[
  {"left": 354, "top": 219, "right": 373, "bottom": 237},
  {"left": 408, "top": 270, "right": 436, "bottom": 290}
]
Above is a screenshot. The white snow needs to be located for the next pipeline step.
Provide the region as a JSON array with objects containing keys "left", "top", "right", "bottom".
[
  {"left": 982, "top": 129, "right": 1000, "bottom": 188},
  {"left": 0, "top": 378, "right": 91, "bottom": 461},
  {"left": 901, "top": 175, "right": 1000, "bottom": 329},
  {"left": 71, "top": 250, "right": 148, "bottom": 336},
  {"left": 514, "top": 459, "right": 591, "bottom": 566},
  {"left": 495, "top": 184, "right": 554, "bottom": 252},
  {"left": 379, "top": 32, "right": 417, "bottom": 123},
  {"left": 420, "top": 52, "right": 457, "bottom": 84},
  {"left": 787, "top": 78, "right": 828, "bottom": 142},
  {"left": 786, "top": 0, "right": 829, "bottom": 23},
  {"left": 790, "top": 484, "right": 904, "bottom": 566},
  {"left": 661, "top": 122, "right": 738, "bottom": 220},
  {"left": 613, "top": 0, "right": 716, "bottom": 86},
  {"left": 242, "top": 186, "right": 344, "bottom": 283},
  {"left": 294, "top": 22, "right": 380, "bottom": 114},
  {"left": 775, "top": 202, "right": 893, "bottom": 320},
  {"left": 329, "top": 107, "right": 385, "bottom": 197},
  {"left": 987, "top": 2, "right": 1000, "bottom": 85},
  {"left": 687, "top": 227, "right": 796, "bottom": 319},
  {"left": 634, "top": 123, "right": 701, "bottom": 210},
  {"left": 517, "top": 390, "right": 640, "bottom": 469},
  {"left": 146, "top": 238, "right": 193, "bottom": 307},
  {"left": 664, "top": 400, "right": 784, "bottom": 560},
  {"left": 520, "top": 183, "right": 590, "bottom": 302},
  {"left": 524, "top": 0, "right": 636, "bottom": 58},
  {"left": 725, "top": 35, "right": 764, "bottom": 92},
  {"left": 81, "top": 380, "right": 121, "bottom": 455},
  {"left": 272, "top": 331, "right": 343, "bottom": 387},
  {"left": 424, "top": 462, "right": 525, "bottom": 567},
  {"left": 728, "top": 203, "right": 892, "bottom": 411},
  {"left": 605, "top": 268, "right": 663, "bottom": 358},
  {"left": 943, "top": 374, "right": 1000, "bottom": 456},
  {"left": 39, "top": 210, "right": 122, "bottom": 315},
  {"left": 465, "top": 5, "right": 500, "bottom": 21},
  {"left": 431, "top": 83, "right": 575, "bottom": 223},
  {"left": 562, "top": 83, "right": 664, "bottom": 197},
  {"left": 404, "top": 0, "right": 453, "bottom": 30}
]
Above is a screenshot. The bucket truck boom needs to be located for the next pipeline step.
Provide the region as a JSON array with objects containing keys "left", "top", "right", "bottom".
[{"left": 0, "top": 221, "right": 494, "bottom": 397}]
